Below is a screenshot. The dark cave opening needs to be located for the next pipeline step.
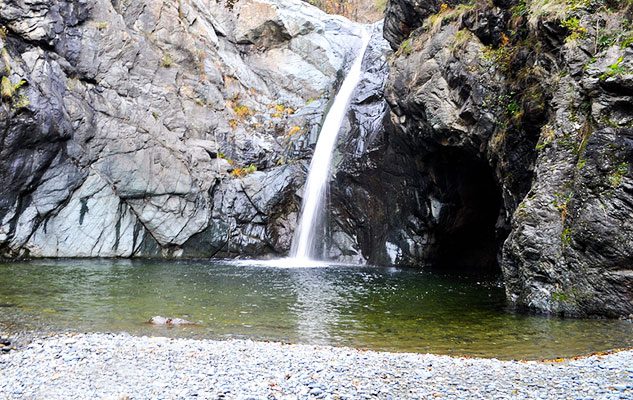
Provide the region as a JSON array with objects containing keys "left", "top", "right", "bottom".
[{"left": 428, "top": 150, "right": 505, "bottom": 277}]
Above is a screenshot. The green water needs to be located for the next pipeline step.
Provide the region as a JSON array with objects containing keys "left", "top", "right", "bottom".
[{"left": 0, "top": 259, "right": 631, "bottom": 360}]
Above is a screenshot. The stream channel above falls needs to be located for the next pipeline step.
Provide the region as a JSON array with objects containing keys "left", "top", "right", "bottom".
[{"left": 0, "top": 259, "right": 631, "bottom": 360}]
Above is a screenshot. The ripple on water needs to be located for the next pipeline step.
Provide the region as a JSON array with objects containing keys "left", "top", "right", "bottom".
[{"left": 0, "top": 258, "right": 631, "bottom": 360}]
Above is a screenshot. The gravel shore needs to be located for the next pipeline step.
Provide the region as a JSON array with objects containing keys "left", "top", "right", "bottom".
[{"left": 1, "top": 333, "right": 632, "bottom": 399}]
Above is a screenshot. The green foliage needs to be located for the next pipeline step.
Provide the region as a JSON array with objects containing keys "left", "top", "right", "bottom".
[
  {"left": 1, "top": 76, "right": 13, "bottom": 99},
  {"left": 1, "top": 77, "right": 29, "bottom": 109},
  {"left": 593, "top": 17, "right": 633, "bottom": 51},
  {"left": 528, "top": 0, "right": 589, "bottom": 24},
  {"left": 599, "top": 56, "right": 626, "bottom": 80},
  {"left": 561, "top": 227, "right": 573, "bottom": 245},
  {"left": 621, "top": 32, "right": 633, "bottom": 48},
  {"left": 481, "top": 45, "right": 513, "bottom": 72},
  {"left": 608, "top": 162, "right": 628, "bottom": 187},
  {"left": 597, "top": 33, "right": 617, "bottom": 49},
  {"left": 560, "top": 17, "right": 587, "bottom": 42},
  {"left": 511, "top": 0, "right": 528, "bottom": 17},
  {"left": 1, "top": 76, "right": 25, "bottom": 99},
  {"left": 506, "top": 100, "right": 521, "bottom": 115},
  {"left": 451, "top": 29, "right": 473, "bottom": 52}
]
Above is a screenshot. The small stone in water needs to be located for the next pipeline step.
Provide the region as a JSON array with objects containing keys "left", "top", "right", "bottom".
[{"left": 148, "top": 316, "right": 196, "bottom": 326}]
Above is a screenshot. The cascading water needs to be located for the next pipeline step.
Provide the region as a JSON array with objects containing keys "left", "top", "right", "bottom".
[{"left": 290, "top": 29, "right": 371, "bottom": 260}]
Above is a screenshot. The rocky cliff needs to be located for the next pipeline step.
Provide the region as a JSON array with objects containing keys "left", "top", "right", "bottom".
[
  {"left": 380, "top": 0, "right": 633, "bottom": 316},
  {"left": 0, "top": 0, "right": 380, "bottom": 258},
  {"left": 1, "top": 0, "right": 631, "bottom": 318}
]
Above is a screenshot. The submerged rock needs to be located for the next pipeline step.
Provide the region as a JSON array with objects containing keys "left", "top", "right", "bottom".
[{"left": 148, "top": 316, "right": 196, "bottom": 326}]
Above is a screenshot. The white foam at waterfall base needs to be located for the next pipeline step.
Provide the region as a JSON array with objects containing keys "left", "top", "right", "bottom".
[{"left": 289, "top": 28, "right": 371, "bottom": 261}]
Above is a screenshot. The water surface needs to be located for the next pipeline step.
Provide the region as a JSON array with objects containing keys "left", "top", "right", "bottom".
[{"left": 1, "top": 259, "right": 631, "bottom": 360}]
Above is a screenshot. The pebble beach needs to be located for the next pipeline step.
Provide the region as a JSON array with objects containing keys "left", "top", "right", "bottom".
[{"left": 1, "top": 333, "right": 632, "bottom": 399}]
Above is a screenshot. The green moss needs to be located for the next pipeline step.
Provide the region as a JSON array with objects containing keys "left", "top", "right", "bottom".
[
  {"left": 398, "top": 38, "right": 413, "bottom": 56},
  {"left": 551, "top": 291, "right": 570, "bottom": 302},
  {"left": 621, "top": 32, "right": 633, "bottom": 48},
  {"left": 1, "top": 76, "right": 13, "bottom": 99},
  {"left": 1, "top": 76, "right": 26, "bottom": 103},
  {"left": 451, "top": 29, "right": 473, "bottom": 52},
  {"left": 481, "top": 45, "right": 513, "bottom": 72},
  {"left": 161, "top": 53, "right": 173, "bottom": 68},
  {"left": 1, "top": 47, "right": 10, "bottom": 74},
  {"left": 14, "top": 93, "right": 29, "bottom": 109},
  {"left": 374, "top": 0, "right": 387, "bottom": 13}
]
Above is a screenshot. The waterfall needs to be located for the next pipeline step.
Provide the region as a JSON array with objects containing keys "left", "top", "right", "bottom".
[{"left": 290, "top": 29, "right": 371, "bottom": 260}]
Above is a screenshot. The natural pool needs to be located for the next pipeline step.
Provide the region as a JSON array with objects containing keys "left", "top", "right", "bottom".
[{"left": 0, "top": 259, "right": 631, "bottom": 360}]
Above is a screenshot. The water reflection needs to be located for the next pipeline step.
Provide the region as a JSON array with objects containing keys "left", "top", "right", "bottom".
[
  {"left": 289, "top": 269, "right": 341, "bottom": 345},
  {"left": 0, "top": 259, "right": 631, "bottom": 360}
]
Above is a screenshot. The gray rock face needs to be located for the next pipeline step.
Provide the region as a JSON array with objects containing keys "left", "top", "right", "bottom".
[
  {"left": 383, "top": 0, "right": 465, "bottom": 50},
  {"left": 380, "top": 0, "right": 633, "bottom": 316},
  {"left": 2, "top": 0, "right": 631, "bottom": 321},
  {"left": 0, "top": 0, "right": 370, "bottom": 258}
]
